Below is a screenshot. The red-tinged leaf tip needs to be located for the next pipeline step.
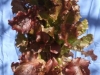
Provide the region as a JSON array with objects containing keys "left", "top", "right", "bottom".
[
  {"left": 52, "top": 57, "right": 58, "bottom": 67},
  {"left": 45, "top": 59, "right": 53, "bottom": 73},
  {"left": 82, "top": 50, "right": 97, "bottom": 61}
]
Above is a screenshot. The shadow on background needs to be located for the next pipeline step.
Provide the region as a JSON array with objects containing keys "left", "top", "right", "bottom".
[{"left": 0, "top": 0, "right": 20, "bottom": 75}]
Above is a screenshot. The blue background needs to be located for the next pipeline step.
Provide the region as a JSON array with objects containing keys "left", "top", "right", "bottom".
[{"left": 0, "top": 0, "right": 100, "bottom": 75}]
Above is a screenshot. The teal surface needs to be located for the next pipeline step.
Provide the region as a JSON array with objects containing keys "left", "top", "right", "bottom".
[{"left": 0, "top": 0, "right": 100, "bottom": 75}]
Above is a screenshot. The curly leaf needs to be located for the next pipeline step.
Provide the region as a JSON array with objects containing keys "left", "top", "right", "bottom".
[
  {"left": 77, "top": 19, "right": 88, "bottom": 36},
  {"left": 72, "top": 34, "right": 93, "bottom": 50},
  {"left": 8, "top": 6, "right": 39, "bottom": 33},
  {"left": 82, "top": 50, "right": 97, "bottom": 61},
  {"left": 63, "top": 57, "right": 90, "bottom": 75}
]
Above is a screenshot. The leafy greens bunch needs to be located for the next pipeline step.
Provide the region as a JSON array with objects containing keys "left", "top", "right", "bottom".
[{"left": 8, "top": 0, "right": 97, "bottom": 75}]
